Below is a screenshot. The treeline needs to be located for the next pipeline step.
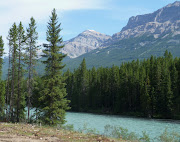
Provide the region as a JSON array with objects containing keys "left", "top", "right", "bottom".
[
  {"left": 0, "top": 12, "right": 180, "bottom": 123},
  {"left": 64, "top": 51, "right": 180, "bottom": 119},
  {"left": 0, "top": 9, "right": 70, "bottom": 125}
]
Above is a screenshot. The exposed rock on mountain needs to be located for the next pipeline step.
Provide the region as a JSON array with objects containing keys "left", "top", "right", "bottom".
[
  {"left": 57, "top": 2, "right": 180, "bottom": 58},
  {"left": 112, "top": 1, "right": 180, "bottom": 41},
  {"left": 61, "top": 30, "right": 111, "bottom": 58}
]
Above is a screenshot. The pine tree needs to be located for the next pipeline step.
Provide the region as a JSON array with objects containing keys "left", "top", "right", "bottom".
[
  {"left": 0, "top": 36, "right": 5, "bottom": 119},
  {"left": 170, "top": 61, "right": 179, "bottom": 116},
  {"left": 64, "top": 69, "right": 73, "bottom": 105},
  {"left": 140, "top": 75, "right": 151, "bottom": 116},
  {"left": 26, "top": 17, "right": 38, "bottom": 122},
  {"left": 16, "top": 22, "right": 26, "bottom": 122},
  {"left": 40, "top": 9, "right": 70, "bottom": 125},
  {"left": 0, "top": 36, "right": 4, "bottom": 77},
  {"left": 7, "top": 23, "right": 18, "bottom": 122},
  {"left": 79, "top": 58, "right": 89, "bottom": 109},
  {"left": 89, "top": 67, "right": 97, "bottom": 109},
  {"left": 6, "top": 35, "right": 12, "bottom": 121},
  {"left": 110, "top": 65, "right": 119, "bottom": 112}
]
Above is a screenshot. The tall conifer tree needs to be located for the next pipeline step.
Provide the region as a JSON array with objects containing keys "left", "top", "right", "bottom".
[
  {"left": 16, "top": 22, "right": 26, "bottom": 122},
  {"left": 0, "top": 36, "right": 5, "bottom": 119},
  {"left": 26, "top": 17, "right": 38, "bottom": 122},
  {"left": 40, "top": 9, "right": 70, "bottom": 125},
  {"left": 7, "top": 23, "right": 18, "bottom": 121}
]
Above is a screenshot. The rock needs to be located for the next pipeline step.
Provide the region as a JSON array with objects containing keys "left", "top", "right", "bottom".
[
  {"left": 112, "top": 1, "right": 180, "bottom": 41},
  {"left": 61, "top": 30, "right": 111, "bottom": 58},
  {"left": 97, "top": 136, "right": 102, "bottom": 142}
]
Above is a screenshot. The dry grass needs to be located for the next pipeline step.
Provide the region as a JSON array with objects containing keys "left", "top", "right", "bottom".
[{"left": 0, "top": 122, "right": 127, "bottom": 142}]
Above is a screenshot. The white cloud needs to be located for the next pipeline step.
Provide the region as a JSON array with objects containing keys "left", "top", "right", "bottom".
[
  {"left": 0, "top": 0, "right": 109, "bottom": 24},
  {"left": 0, "top": 0, "right": 110, "bottom": 53}
]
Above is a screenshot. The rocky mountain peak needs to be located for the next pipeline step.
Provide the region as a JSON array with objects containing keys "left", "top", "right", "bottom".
[
  {"left": 79, "top": 30, "right": 111, "bottom": 39},
  {"left": 112, "top": 1, "right": 180, "bottom": 41},
  {"left": 166, "top": 1, "right": 180, "bottom": 7},
  {"left": 61, "top": 30, "right": 111, "bottom": 58}
]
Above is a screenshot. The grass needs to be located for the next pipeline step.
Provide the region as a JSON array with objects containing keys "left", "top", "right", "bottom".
[
  {"left": 0, "top": 122, "right": 179, "bottom": 141},
  {"left": 0, "top": 122, "right": 123, "bottom": 142}
]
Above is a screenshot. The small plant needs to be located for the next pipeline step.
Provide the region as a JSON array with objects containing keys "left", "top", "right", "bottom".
[
  {"left": 157, "top": 128, "right": 180, "bottom": 142},
  {"left": 78, "top": 123, "right": 99, "bottom": 134},
  {"left": 139, "top": 131, "right": 150, "bottom": 142},
  {"left": 62, "top": 124, "right": 74, "bottom": 131},
  {"left": 104, "top": 124, "right": 138, "bottom": 141}
]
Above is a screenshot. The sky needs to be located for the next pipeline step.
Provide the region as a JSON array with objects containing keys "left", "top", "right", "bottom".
[{"left": 0, "top": 0, "right": 177, "bottom": 53}]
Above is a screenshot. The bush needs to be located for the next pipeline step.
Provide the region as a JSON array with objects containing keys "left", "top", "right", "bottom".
[
  {"left": 157, "top": 128, "right": 180, "bottom": 142},
  {"left": 104, "top": 124, "right": 138, "bottom": 141}
]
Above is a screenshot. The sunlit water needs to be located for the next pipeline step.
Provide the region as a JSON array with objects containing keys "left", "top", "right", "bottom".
[{"left": 65, "top": 112, "right": 180, "bottom": 140}]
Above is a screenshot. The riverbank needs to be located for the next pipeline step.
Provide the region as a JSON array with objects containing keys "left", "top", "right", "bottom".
[
  {"left": 0, "top": 123, "right": 122, "bottom": 142},
  {"left": 65, "top": 112, "right": 180, "bottom": 141},
  {"left": 68, "top": 110, "right": 180, "bottom": 120}
]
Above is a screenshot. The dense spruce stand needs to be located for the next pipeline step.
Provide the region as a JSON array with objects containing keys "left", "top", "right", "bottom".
[
  {"left": 0, "top": 8, "right": 180, "bottom": 125},
  {"left": 64, "top": 52, "right": 180, "bottom": 119}
]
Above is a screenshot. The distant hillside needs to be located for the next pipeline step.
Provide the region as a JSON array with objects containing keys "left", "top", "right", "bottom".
[
  {"left": 64, "top": 33, "right": 180, "bottom": 71},
  {"left": 2, "top": 1, "right": 180, "bottom": 79},
  {"left": 64, "top": 1, "right": 180, "bottom": 71}
]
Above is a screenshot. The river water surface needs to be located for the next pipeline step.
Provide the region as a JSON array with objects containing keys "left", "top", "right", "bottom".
[{"left": 65, "top": 112, "right": 180, "bottom": 140}]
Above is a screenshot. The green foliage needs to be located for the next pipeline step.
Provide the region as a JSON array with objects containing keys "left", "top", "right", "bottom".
[
  {"left": 0, "top": 36, "right": 5, "bottom": 119},
  {"left": 16, "top": 22, "right": 26, "bottom": 122},
  {"left": 65, "top": 51, "right": 180, "bottom": 119},
  {"left": 104, "top": 124, "right": 138, "bottom": 140},
  {"left": 0, "top": 36, "right": 4, "bottom": 78},
  {"left": 61, "top": 124, "right": 74, "bottom": 131},
  {"left": 40, "top": 9, "right": 70, "bottom": 125},
  {"left": 1, "top": 30, "right": 180, "bottom": 80},
  {"left": 64, "top": 33, "right": 180, "bottom": 71},
  {"left": 7, "top": 23, "right": 19, "bottom": 122},
  {"left": 139, "top": 131, "right": 151, "bottom": 142},
  {"left": 78, "top": 123, "right": 99, "bottom": 134},
  {"left": 158, "top": 128, "right": 180, "bottom": 142},
  {"left": 0, "top": 81, "right": 5, "bottom": 119},
  {"left": 5, "top": 22, "right": 27, "bottom": 122},
  {"left": 26, "top": 17, "right": 38, "bottom": 122},
  {"left": 103, "top": 125, "right": 180, "bottom": 141}
]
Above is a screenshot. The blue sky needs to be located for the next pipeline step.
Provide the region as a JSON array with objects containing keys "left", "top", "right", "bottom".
[{"left": 0, "top": 0, "right": 177, "bottom": 53}]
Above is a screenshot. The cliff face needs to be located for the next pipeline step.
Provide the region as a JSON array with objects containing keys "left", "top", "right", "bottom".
[
  {"left": 61, "top": 2, "right": 180, "bottom": 58},
  {"left": 112, "top": 1, "right": 180, "bottom": 40}
]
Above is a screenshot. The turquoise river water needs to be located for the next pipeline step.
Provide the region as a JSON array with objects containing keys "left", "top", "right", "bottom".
[{"left": 65, "top": 112, "right": 180, "bottom": 140}]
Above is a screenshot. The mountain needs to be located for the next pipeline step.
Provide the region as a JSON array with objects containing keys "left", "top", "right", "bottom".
[
  {"left": 111, "top": 1, "right": 180, "bottom": 42},
  {"left": 63, "top": 1, "right": 180, "bottom": 59},
  {"left": 61, "top": 30, "right": 111, "bottom": 58},
  {"left": 64, "top": 33, "right": 180, "bottom": 70},
  {"left": 64, "top": 1, "right": 180, "bottom": 70},
  {"left": 2, "top": 1, "right": 180, "bottom": 79}
]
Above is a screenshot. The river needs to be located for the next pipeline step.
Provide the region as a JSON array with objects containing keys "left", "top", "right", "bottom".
[{"left": 65, "top": 112, "right": 180, "bottom": 140}]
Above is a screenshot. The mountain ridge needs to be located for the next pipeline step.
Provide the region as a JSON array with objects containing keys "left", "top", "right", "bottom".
[
  {"left": 2, "top": 1, "right": 180, "bottom": 79},
  {"left": 111, "top": 1, "right": 180, "bottom": 41},
  {"left": 61, "top": 30, "right": 111, "bottom": 58}
]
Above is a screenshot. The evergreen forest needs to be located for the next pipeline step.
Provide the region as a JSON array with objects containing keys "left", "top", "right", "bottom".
[
  {"left": 0, "top": 9, "right": 70, "bottom": 125},
  {"left": 64, "top": 52, "right": 180, "bottom": 119},
  {"left": 0, "top": 9, "right": 180, "bottom": 127}
]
